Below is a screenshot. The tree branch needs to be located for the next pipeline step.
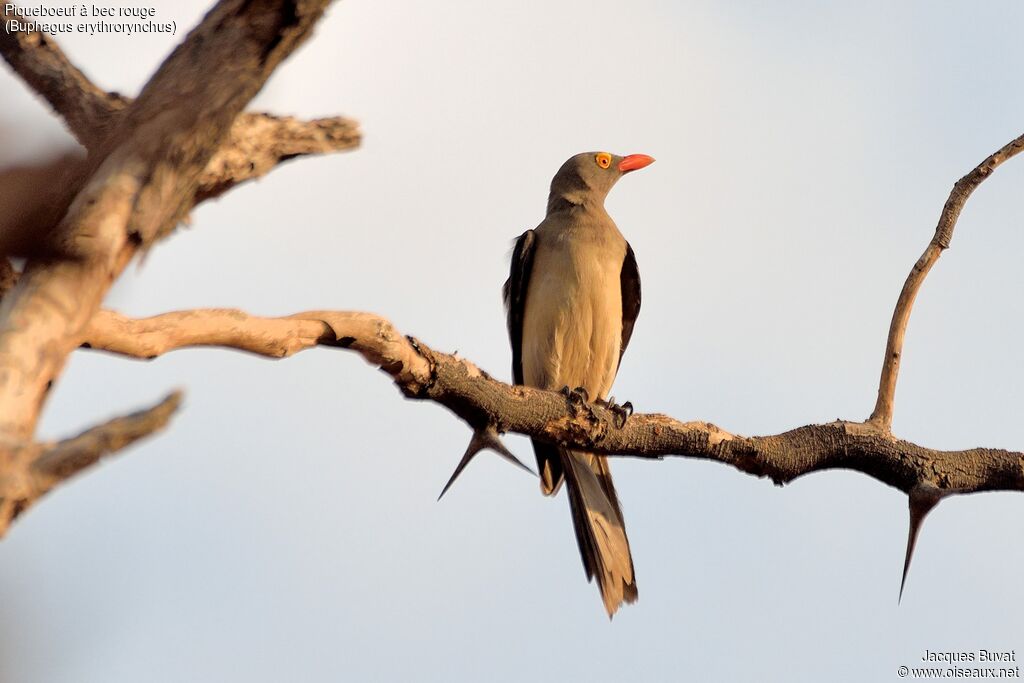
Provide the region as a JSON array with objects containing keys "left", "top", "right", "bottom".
[
  {"left": 0, "top": 0, "right": 335, "bottom": 441},
  {"left": 85, "top": 308, "right": 331, "bottom": 358},
  {"left": 85, "top": 308, "right": 431, "bottom": 385},
  {"left": 82, "top": 307, "right": 1024, "bottom": 497},
  {"left": 32, "top": 391, "right": 182, "bottom": 492},
  {"left": 0, "top": 3, "right": 127, "bottom": 145},
  {"left": 868, "top": 132, "right": 1024, "bottom": 431},
  {"left": 0, "top": 0, "right": 360, "bottom": 534},
  {"left": 195, "top": 112, "right": 360, "bottom": 202},
  {"left": 0, "top": 391, "right": 181, "bottom": 538},
  {"left": 1, "top": 3, "right": 360, "bottom": 210}
]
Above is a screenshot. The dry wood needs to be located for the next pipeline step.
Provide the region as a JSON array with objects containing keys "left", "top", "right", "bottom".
[
  {"left": 0, "top": 3, "right": 360, "bottom": 251},
  {"left": 0, "top": 0, "right": 334, "bottom": 434},
  {"left": 32, "top": 391, "right": 182, "bottom": 488},
  {"left": 0, "top": 4, "right": 126, "bottom": 144},
  {"left": 81, "top": 307, "right": 1024, "bottom": 496},
  {"left": 0, "top": 392, "right": 180, "bottom": 537},
  {"left": 868, "top": 133, "right": 1024, "bottom": 430},
  {"left": 84, "top": 309, "right": 431, "bottom": 389},
  {"left": 0, "top": 0, "right": 343, "bottom": 536}
]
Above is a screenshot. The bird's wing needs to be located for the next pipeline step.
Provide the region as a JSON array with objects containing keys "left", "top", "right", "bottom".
[
  {"left": 618, "top": 241, "right": 642, "bottom": 366},
  {"left": 503, "top": 229, "right": 563, "bottom": 494},
  {"left": 503, "top": 229, "right": 537, "bottom": 385}
]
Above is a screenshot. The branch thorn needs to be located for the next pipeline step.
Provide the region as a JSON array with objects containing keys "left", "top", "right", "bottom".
[
  {"left": 899, "top": 483, "right": 948, "bottom": 603},
  {"left": 437, "top": 424, "right": 534, "bottom": 501}
]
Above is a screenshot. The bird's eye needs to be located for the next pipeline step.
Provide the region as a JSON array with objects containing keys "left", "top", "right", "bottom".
[{"left": 596, "top": 153, "right": 612, "bottom": 169}]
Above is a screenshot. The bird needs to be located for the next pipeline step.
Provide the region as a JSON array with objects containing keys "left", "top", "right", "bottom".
[{"left": 504, "top": 151, "right": 653, "bottom": 617}]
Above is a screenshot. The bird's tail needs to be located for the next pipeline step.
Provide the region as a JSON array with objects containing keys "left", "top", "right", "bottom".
[
  {"left": 562, "top": 449, "right": 638, "bottom": 617},
  {"left": 532, "top": 438, "right": 564, "bottom": 495}
]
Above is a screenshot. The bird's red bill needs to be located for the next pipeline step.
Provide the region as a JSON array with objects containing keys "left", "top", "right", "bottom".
[{"left": 618, "top": 154, "right": 655, "bottom": 172}]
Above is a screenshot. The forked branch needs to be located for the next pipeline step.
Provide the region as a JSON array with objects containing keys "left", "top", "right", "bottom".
[
  {"left": 0, "top": 0, "right": 338, "bottom": 439},
  {"left": 1, "top": 2, "right": 360, "bottom": 243},
  {"left": 0, "top": 0, "right": 345, "bottom": 534}
]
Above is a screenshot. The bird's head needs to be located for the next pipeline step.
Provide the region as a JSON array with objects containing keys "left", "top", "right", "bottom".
[{"left": 547, "top": 151, "right": 655, "bottom": 214}]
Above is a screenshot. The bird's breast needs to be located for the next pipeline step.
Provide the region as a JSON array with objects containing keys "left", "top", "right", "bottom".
[{"left": 521, "top": 233, "right": 625, "bottom": 398}]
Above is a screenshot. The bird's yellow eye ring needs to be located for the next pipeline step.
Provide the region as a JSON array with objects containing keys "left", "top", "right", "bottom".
[{"left": 596, "top": 152, "right": 612, "bottom": 169}]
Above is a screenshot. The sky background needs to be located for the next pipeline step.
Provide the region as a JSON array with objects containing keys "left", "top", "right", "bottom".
[{"left": 2, "top": 1, "right": 1024, "bottom": 681}]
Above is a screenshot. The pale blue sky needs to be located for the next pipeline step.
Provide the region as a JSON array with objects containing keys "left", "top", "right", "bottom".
[{"left": 2, "top": 1, "right": 1024, "bottom": 681}]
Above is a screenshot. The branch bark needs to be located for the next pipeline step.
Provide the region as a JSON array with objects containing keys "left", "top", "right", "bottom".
[
  {"left": 868, "top": 132, "right": 1024, "bottom": 431},
  {"left": 194, "top": 112, "right": 360, "bottom": 202},
  {"left": 0, "top": 391, "right": 181, "bottom": 537},
  {"left": 0, "top": 3, "right": 127, "bottom": 144},
  {"left": 1, "top": 3, "right": 360, "bottom": 237},
  {"left": 82, "top": 307, "right": 1024, "bottom": 497},
  {"left": 0, "top": 0, "right": 335, "bottom": 440},
  {"left": 0, "top": 0, "right": 343, "bottom": 531},
  {"left": 32, "top": 391, "right": 182, "bottom": 493},
  {"left": 85, "top": 308, "right": 431, "bottom": 385}
]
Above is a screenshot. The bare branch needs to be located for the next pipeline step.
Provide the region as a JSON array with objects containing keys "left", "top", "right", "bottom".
[
  {"left": 2, "top": 5, "right": 360, "bottom": 206},
  {"left": 0, "top": 0, "right": 335, "bottom": 441},
  {"left": 86, "top": 308, "right": 336, "bottom": 358},
  {"left": 196, "top": 113, "right": 361, "bottom": 202},
  {"left": 0, "top": 4, "right": 127, "bottom": 145},
  {"left": 81, "top": 307, "right": 1024, "bottom": 497},
  {"left": 85, "top": 308, "right": 431, "bottom": 384},
  {"left": 0, "top": 117, "right": 358, "bottom": 250},
  {"left": 0, "top": 391, "right": 181, "bottom": 538},
  {"left": 32, "top": 391, "right": 182, "bottom": 492},
  {"left": 869, "top": 132, "right": 1024, "bottom": 431}
]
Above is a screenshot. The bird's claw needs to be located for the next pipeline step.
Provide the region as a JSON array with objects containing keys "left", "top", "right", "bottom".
[
  {"left": 613, "top": 401, "right": 634, "bottom": 429},
  {"left": 560, "top": 385, "right": 591, "bottom": 414},
  {"left": 597, "top": 397, "right": 634, "bottom": 429},
  {"left": 561, "top": 385, "right": 593, "bottom": 417},
  {"left": 560, "top": 385, "right": 590, "bottom": 402},
  {"left": 437, "top": 424, "right": 535, "bottom": 501}
]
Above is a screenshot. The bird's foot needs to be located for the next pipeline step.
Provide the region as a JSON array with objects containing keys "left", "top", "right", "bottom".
[
  {"left": 597, "top": 396, "right": 634, "bottom": 429},
  {"left": 561, "top": 385, "right": 590, "bottom": 403},
  {"left": 560, "top": 385, "right": 592, "bottom": 415},
  {"left": 437, "top": 424, "right": 535, "bottom": 501}
]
